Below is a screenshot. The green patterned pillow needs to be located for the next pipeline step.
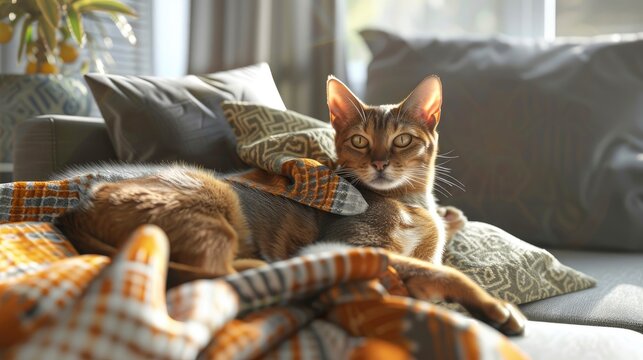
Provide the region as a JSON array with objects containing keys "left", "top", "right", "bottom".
[
  {"left": 222, "top": 101, "right": 368, "bottom": 215},
  {"left": 444, "top": 222, "right": 596, "bottom": 304}
]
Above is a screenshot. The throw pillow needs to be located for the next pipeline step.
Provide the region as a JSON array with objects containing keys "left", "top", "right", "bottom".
[
  {"left": 85, "top": 62, "right": 286, "bottom": 172},
  {"left": 444, "top": 222, "right": 596, "bottom": 304},
  {"left": 222, "top": 101, "right": 367, "bottom": 215},
  {"left": 361, "top": 30, "right": 643, "bottom": 251}
]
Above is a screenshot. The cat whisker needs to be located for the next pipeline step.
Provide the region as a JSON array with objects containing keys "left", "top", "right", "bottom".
[
  {"left": 437, "top": 150, "right": 459, "bottom": 159},
  {"left": 432, "top": 186, "right": 449, "bottom": 199},
  {"left": 345, "top": 96, "right": 368, "bottom": 126},
  {"left": 400, "top": 176, "right": 417, "bottom": 189},
  {"left": 436, "top": 176, "right": 466, "bottom": 192},
  {"left": 433, "top": 182, "right": 452, "bottom": 198},
  {"left": 396, "top": 102, "right": 411, "bottom": 123},
  {"left": 436, "top": 172, "right": 465, "bottom": 188},
  {"left": 437, "top": 159, "right": 454, "bottom": 166},
  {"left": 333, "top": 168, "right": 363, "bottom": 186}
]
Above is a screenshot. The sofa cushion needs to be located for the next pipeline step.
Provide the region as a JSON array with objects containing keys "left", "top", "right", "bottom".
[
  {"left": 511, "top": 321, "right": 643, "bottom": 360},
  {"left": 362, "top": 30, "right": 643, "bottom": 251},
  {"left": 445, "top": 222, "right": 596, "bottom": 304},
  {"left": 12, "top": 116, "right": 117, "bottom": 181},
  {"left": 85, "top": 63, "right": 286, "bottom": 172},
  {"left": 519, "top": 249, "right": 643, "bottom": 333}
]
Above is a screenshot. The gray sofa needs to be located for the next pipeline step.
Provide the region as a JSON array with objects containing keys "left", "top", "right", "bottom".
[{"left": 11, "top": 115, "right": 643, "bottom": 359}]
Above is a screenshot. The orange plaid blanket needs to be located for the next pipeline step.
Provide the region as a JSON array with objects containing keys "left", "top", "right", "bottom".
[{"left": 0, "top": 180, "right": 526, "bottom": 359}]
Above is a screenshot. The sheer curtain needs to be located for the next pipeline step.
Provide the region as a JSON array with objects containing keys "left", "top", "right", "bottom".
[{"left": 189, "top": 0, "right": 346, "bottom": 120}]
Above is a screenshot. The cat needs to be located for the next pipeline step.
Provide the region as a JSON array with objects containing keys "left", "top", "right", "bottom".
[{"left": 55, "top": 75, "right": 526, "bottom": 335}]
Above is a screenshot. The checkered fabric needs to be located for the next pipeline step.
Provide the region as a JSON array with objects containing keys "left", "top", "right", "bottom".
[
  {"left": 0, "top": 222, "right": 526, "bottom": 359},
  {"left": 223, "top": 101, "right": 368, "bottom": 216},
  {"left": 0, "top": 175, "right": 113, "bottom": 224},
  {"left": 0, "top": 180, "right": 82, "bottom": 223}
]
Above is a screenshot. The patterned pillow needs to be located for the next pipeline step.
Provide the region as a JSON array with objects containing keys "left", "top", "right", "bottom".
[
  {"left": 444, "top": 222, "right": 596, "bottom": 304},
  {"left": 222, "top": 101, "right": 368, "bottom": 215}
]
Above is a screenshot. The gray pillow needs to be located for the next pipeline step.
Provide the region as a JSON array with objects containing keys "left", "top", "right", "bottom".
[
  {"left": 85, "top": 63, "right": 286, "bottom": 172},
  {"left": 444, "top": 222, "right": 596, "bottom": 304},
  {"left": 362, "top": 30, "right": 643, "bottom": 251}
]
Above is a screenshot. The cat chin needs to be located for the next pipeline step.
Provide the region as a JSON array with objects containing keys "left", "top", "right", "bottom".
[{"left": 364, "top": 178, "right": 406, "bottom": 191}]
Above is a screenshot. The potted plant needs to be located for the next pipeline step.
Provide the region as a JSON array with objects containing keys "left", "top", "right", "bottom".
[
  {"left": 0, "top": 0, "right": 136, "bottom": 181},
  {"left": 0, "top": 0, "right": 137, "bottom": 74}
]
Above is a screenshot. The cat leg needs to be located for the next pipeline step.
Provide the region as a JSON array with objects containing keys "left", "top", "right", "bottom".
[
  {"left": 168, "top": 212, "right": 239, "bottom": 275},
  {"left": 437, "top": 206, "right": 467, "bottom": 240},
  {"left": 388, "top": 253, "right": 526, "bottom": 336},
  {"left": 59, "top": 173, "right": 247, "bottom": 278}
]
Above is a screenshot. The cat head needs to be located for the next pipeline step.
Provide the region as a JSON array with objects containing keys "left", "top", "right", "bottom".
[{"left": 327, "top": 75, "right": 442, "bottom": 195}]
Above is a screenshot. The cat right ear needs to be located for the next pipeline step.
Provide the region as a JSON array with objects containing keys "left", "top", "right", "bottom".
[
  {"left": 400, "top": 75, "right": 443, "bottom": 132},
  {"left": 327, "top": 75, "right": 364, "bottom": 130}
]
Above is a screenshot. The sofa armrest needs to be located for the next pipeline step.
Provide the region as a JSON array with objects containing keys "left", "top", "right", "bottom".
[{"left": 12, "top": 115, "right": 118, "bottom": 181}]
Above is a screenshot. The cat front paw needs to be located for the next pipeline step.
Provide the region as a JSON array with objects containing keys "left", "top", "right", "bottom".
[
  {"left": 474, "top": 299, "right": 527, "bottom": 336},
  {"left": 407, "top": 275, "right": 527, "bottom": 336},
  {"left": 437, "top": 206, "right": 467, "bottom": 239}
]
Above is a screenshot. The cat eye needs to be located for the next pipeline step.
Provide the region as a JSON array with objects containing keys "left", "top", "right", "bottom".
[
  {"left": 351, "top": 135, "right": 369, "bottom": 148},
  {"left": 393, "top": 134, "right": 412, "bottom": 147}
]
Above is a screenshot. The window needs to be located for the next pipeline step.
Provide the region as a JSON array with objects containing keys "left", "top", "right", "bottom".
[
  {"left": 556, "top": 0, "right": 643, "bottom": 36},
  {"left": 98, "top": 0, "right": 189, "bottom": 76},
  {"left": 344, "top": 0, "right": 642, "bottom": 95},
  {"left": 0, "top": 0, "right": 176, "bottom": 76},
  {"left": 85, "top": 0, "right": 153, "bottom": 75}
]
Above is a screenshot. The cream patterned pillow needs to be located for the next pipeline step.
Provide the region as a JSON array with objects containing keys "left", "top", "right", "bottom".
[{"left": 444, "top": 222, "right": 596, "bottom": 304}]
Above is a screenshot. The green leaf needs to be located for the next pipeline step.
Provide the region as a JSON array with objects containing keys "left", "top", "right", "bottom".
[
  {"left": 35, "top": 0, "right": 61, "bottom": 30},
  {"left": 66, "top": 5, "right": 84, "bottom": 45},
  {"left": 38, "top": 17, "right": 57, "bottom": 55},
  {"left": 80, "top": 59, "right": 90, "bottom": 74},
  {"left": 17, "top": 16, "right": 35, "bottom": 63},
  {"left": 73, "top": 0, "right": 137, "bottom": 17}
]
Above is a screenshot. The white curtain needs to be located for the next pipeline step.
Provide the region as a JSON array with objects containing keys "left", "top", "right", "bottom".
[
  {"left": 189, "top": 0, "right": 346, "bottom": 120},
  {"left": 0, "top": 38, "right": 20, "bottom": 74}
]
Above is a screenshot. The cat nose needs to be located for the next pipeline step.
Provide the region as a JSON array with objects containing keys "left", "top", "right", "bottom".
[{"left": 371, "top": 160, "right": 389, "bottom": 171}]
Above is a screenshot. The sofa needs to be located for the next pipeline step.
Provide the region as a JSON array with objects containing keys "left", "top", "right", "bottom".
[
  {"left": 10, "top": 112, "right": 643, "bottom": 359},
  {"left": 9, "top": 31, "right": 643, "bottom": 357}
]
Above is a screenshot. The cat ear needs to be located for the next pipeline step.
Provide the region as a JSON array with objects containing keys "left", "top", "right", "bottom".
[
  {"left": 327, "top": 75, "right": 365, "bottom": 130},
  {"left": 400, "top": 75, "right": 443, "bottom": 131}
]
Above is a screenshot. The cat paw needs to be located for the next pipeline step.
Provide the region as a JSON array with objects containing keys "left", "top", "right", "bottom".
[
  {"left": 474, "top": 300, "right": 527, "bottom": 336},
  {"left": 437, "top": 206, "right": 467, "bottom": 239}
]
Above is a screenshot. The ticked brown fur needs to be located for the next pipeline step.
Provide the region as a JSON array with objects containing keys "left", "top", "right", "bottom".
[{"left": 56, "top": 76, "right": 526, "bottom": 335}]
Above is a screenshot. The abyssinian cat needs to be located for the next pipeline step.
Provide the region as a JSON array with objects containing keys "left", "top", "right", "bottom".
[{"left": 56, "top": 76, "right": 526, "bottom": 335}]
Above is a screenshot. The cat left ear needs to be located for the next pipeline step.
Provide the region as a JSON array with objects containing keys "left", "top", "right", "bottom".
[
  {"left": 327, "top": 75, "right": 365, "bottom": 131},
  {"left": 400, "top": 75, "right": 443, "bottom": 131}
]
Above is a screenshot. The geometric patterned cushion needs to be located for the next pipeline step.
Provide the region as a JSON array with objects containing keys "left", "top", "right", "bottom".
[
  {"left": 223, "top": 101, "right": 368, "bottom": 215},
  {"left": 445, "top": 222, "right": 596, "bottom": 304}
]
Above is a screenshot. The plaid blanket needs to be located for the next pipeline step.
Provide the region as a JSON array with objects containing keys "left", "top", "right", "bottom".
[{"left": 0, "top": 180, "right": 526, "bottom": 359}]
